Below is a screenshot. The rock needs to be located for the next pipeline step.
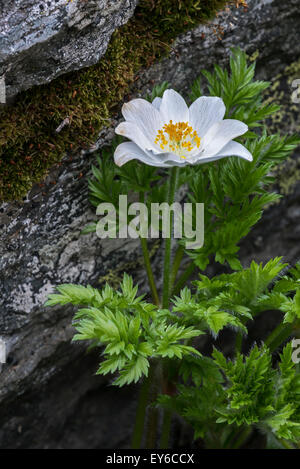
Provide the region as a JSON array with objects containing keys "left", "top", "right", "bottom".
[
  {"left": 0, "top": 0, "right": 139, "bottom": 101},
  {"left": 0, "top": 0, "right": 300, "bottom": 449}
]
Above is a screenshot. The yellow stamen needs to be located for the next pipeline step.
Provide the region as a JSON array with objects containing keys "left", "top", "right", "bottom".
[{"left": 155, "top": 120, "right": 201, "bottom": 158}]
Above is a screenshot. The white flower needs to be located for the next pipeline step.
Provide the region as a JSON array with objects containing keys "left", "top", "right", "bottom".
[{"left": 114, "top": 89, "right": 253, "bottom": 167}]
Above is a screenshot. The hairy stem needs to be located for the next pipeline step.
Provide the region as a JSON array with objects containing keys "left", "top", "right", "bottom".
[
  {"left": 140, "top": 237, "right": 160, "bottom": 306},
  {"left": 235, "top": 331, "right": 243, "bottom": 355},
  {"left": 265, "top": 321, "right": 294, "bottom": 353},
  {"left": 170, "top": 245, "right": 185, "bottom": 295},
  {"left": 131, "top": 373, "right": 153, "bottom": 449},
  {"left": 160, "top": 409, "right": 172, "bottom": 449},
  {"left": 162, "top": 167, "right": 178, "bottom": 309},
  {"left": 157, "top": 167, "right": 179, "bottom": 449},
  {"left": 231, "top": 426, "right": 252, "bottom": 449},
  {"left": 139, "top": 192, "right": 160, "bottom": 306},
  {"left": 146, "top": 405, "right": 159, "bottom": 449},
  {"left": 145, "top": 362, "right": 162, "bottom": 449},
  {"left": 172, "top": 262, "right": 196, "bottom": 296}
]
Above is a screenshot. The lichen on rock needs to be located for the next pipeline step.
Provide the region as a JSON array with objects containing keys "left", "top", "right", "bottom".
[{"left": 0, "top": 0, "right": 139, "bottom": 99}]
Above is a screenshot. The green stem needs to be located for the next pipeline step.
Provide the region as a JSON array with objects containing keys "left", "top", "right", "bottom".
[
  {"left": 172, "top": 262, "right": 196, "bottom": 296},
  {"left": 145, "top": 362, "right": 162, "bottom": 449},
  {"left": 279, "top": 438, "right": 295, "bottom": 449},
  {"left": 131, "top": 373, "right": 153, "bottom": 449},
  {"left": 222, "top": 427, "right": 240, "bottom": 449},
  {"left": 160, "top": 409, "right": 172, "bottom": 449},
  {"left": 139, "top": 192, "right": 160, "bottom": 306},
  {"left": 231, "top": 426, "right": 252, "bottom": 449},
  {"left": 146, "top": 406, "right": 159, "bottom": 449},
  {"left": 235, "top": 331, "right": 243, "bottom": 355},
  {"left": 140, "top": 237, "right": 160, "bottom": 306},
  {"left": 169, "top": 245, "right": 185, "bottom": 295},
  {"left": 265, "top": 321, "right": 294, "bottom": 353},
  {"left": 156, "top": 167, "right": 179, "bottom": 449},
  {"left": 162, "top": 167, "right": 178, "bottom": 309}
]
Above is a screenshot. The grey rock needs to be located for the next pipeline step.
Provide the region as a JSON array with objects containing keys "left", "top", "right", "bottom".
[
  {"left": 0, "top": 0, "right": 300, "bottom": 449},
  {"left": 0, "top": 0, "right": 139, "bottom": 100}
]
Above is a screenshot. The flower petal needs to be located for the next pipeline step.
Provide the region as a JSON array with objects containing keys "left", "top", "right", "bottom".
[
  {"left": 152, "top": 97, "right": 162, "bottom": 110},
  {"left": 189, "top": 96, "right": 226, "bottom": 137},
  {"left": 114, "top": 142, "right": 188, "bottom": 168},
  {"left": 115, "top": 121, "right": 158, "bottom": 153},
  {"left": 200, "top": 119, "right": 248, "bottom": 157},
  {"left": 121, "top": 98, "right": 163, "bottom": 142},
  {"left": 114, "top": 142, "right": 159, "bottom": 167},
  {"left": 155, "top": 151, "right": 188, "bottom": 167},
  {"left": 213, "top": 140, "right": 253, "bottom": 161},
  {"left": 159, "top": 89, "right": 189, "bottom": 124},
  {"left": 190, "top": 140, "right": 253, "bottom": 165}
]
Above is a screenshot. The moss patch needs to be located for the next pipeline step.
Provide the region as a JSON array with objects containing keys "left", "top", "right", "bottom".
[{"left": 0, "top": 0, "right": 240, "bottom": 201}]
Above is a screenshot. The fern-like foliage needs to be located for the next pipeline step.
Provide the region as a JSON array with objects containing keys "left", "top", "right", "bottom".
[
  {"left": 255, "top": 262, "right": 300, "bottom": 323},
  {"left": 213, "top": 344, "right": 300, "bottom": 443},
  {"left": 159, "top": 344, "right": 300, "bottom": 447},
  {"left": 170, "top": 258, "right": 300, "bottom": 336},
  {"left": 46, "top": 274, "right": 202, "bottom": 386},
  {"left": 171, "top": 286, "right": 250, "bottom": 336}
]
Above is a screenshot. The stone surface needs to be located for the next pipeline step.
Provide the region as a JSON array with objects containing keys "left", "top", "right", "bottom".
[
  {"left": 0, "top": 0, "right": 300, "bottom": 448},
  {"left": 0, "top": 0, "right": 139, "bottom": 100}
]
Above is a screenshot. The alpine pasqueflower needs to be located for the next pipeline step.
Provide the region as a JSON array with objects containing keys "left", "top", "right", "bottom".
[{"left": 114, "top": 89, "right": 253, "bottom": 167}]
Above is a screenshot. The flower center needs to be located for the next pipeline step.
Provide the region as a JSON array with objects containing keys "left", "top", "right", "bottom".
[{"left": 155, "top": 120, "right": 200, "bottom": 158}]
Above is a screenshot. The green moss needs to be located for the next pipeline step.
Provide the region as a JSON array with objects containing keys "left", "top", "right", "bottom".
[
  {"left": 0, "top": 0, "right": 232, "bottom": 201},
  {"left": 138, "top": 0, "right": 227, "bottom": 39}
]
